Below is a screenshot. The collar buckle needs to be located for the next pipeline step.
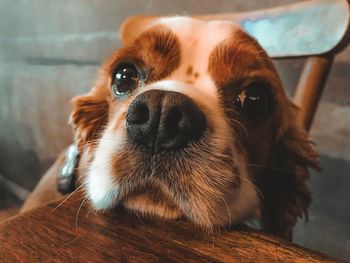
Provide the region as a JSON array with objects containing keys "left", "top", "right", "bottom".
[{"left": 58, "top": 144, "right": 80, "bottom": 194}]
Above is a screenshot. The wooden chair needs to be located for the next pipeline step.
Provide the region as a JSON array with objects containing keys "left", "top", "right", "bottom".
[{"left": 197, "top": 0, "right": 350, "bottom": 131}]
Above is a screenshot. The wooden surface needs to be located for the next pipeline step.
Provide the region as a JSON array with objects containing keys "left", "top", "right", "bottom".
[
  {"left": 197, "top": 0, "right": 350, "bottom": 58},
  {"left": 0, "top": 194, "right": 343, "bottom": 262}
]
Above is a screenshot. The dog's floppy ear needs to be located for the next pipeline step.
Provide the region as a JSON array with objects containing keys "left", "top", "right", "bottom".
[
  {"left": 70, "top": 87, "right": 109, "bottom": 151},
  {"left": 259, "top": 100, "right": 319, "bottom": 240},
  {"left": 120, "top": 15, "right": 159, "bottom": 46}
]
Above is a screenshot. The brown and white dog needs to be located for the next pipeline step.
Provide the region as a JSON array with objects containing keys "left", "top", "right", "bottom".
[{"left": 22, "top": 16, "right": 319, "bottom": 240}]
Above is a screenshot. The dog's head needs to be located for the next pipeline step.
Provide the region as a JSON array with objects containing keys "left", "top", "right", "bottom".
[{"left": 71, "top": 17, "right": 318, "bottom": 235}]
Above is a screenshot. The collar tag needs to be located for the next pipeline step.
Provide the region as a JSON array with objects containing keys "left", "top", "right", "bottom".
[{"left": 58, "top": 144, "right": 80, "bottom": 194}]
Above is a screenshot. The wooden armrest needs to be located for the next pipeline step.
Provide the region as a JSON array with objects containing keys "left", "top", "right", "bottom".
[
  {"left": 197, "top": 0, "right": 350, "bottom": 58},
  {"left": 0, "top": 194, "right": 341, "bottom": 262}
]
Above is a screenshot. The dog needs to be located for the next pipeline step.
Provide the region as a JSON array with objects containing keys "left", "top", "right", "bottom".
[{"left": 22, "top": 16, "right": 319, "bottom": 240}]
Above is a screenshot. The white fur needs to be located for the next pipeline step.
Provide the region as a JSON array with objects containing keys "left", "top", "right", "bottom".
[
  {"left": 86, "top": 125, "right": 126, "bottom": 210},
  {"left": 159, "top": 17, "right": 241, "bottom": 99}
]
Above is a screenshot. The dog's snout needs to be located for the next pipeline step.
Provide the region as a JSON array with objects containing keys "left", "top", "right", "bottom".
[{"left": 126, "top": 90, "right": 206, "bottom": 152}]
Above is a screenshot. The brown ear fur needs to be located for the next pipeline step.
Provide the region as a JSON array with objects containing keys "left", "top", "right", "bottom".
[
  {"left": 258, "top": 100, "right": 319, "bottom": 240},
  {"left": 70, "top": 88, "right": 109, "bottom": 151}
]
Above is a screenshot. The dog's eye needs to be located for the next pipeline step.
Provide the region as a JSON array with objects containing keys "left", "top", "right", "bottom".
[
  {"left": 233, "top": 83, "right": 271, "bottom": 121},
  {"left": 112, "top": 64, "right": 140, "bottom": 96}
]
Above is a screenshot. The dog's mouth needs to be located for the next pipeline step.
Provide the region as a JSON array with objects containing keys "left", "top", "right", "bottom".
[
  {"left": 87, "top": 142, "right": 245, "bottom": 225},
  {"left": 85, "top": 122, "right": 260, "bottom": 229}
]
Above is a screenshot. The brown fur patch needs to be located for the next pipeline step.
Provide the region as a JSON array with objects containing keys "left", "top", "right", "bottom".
[
  {"left": 186, "top": 66, "right": 193, "bottom": 76},
  {"left": 257, "top": 121, "right": 319, "bottom": 239},
  {"left": 208, "top": 30, "right": 276, "bottom": 89},
  {"left": 105, "top": 25, "right": 181, "bottom": 83},
  {"left": 70, "top": 90, "right": 109, "bottom": 151}
]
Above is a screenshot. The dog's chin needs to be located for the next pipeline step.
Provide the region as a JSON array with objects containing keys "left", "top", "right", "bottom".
[
  {"left": 121, "top": 193, "right": 182, "bottom": 220},
  {"left": 86, "top": 135, "right": 259, "bottom": 229}
]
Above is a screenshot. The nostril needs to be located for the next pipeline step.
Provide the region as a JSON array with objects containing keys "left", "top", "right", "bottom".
[
  {"left": 127, "top": 103, "right": 149, "bottom": 125},
  {"left": 163, "top": 106, "right": 182, "bottom": 134},
  {"left": 160, "top": 98, "right": 207, "bottom": 150},
  {"left": 178, "top": 100, "right": 207, "bottom": 136},
  {"left": 178, "top": 109, "right": 193, "bottom": 133}
]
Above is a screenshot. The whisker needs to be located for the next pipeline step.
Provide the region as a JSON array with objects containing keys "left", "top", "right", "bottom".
[
  {"left": 75, "top": 196, "right": 88, "bottom": 229},
  {"left": 246, "top": 163, "right": 302, "bottom": 176},
  {"left": 136, "top": 212, "right": 146, "bottom": 225},
  {"left": 51, "top": 184, "right": 85, "bottom": 212},
  {"left": 219, "top": 195, "right": 232, "bottom": 226},
  {"left": 240, "top": 177, "right": 265, "bottom": 203},
  {"left": 230, "top": 119, "right": 248, "bottom": 138},
  {"left": 85, "top": 203, "right": 95, "bottom": 219},
  {"left": 64, "top": 235, "right": 81, "bottom": 246}
]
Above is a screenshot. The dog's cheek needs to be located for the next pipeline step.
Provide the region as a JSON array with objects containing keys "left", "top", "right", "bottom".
[{"left": 85, "top": 125, "right": 127, "bottom": 210}]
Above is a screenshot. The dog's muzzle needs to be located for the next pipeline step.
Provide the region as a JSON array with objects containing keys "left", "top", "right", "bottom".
[{"left": 126, "top": 90, "right": 207, "bottom": 153}]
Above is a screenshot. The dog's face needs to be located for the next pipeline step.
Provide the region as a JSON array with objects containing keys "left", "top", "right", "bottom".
[{"left": 71, "top": 17, "right": 318, "bottom": 234}]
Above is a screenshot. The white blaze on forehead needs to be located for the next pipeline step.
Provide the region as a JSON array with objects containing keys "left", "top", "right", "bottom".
[{"left": 157, "top": 17, "right": 241, "bottom": 98}]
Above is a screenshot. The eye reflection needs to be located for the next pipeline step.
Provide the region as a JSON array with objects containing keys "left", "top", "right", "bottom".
[
  {"left": 112, "top": 64, "right": 140, "bottom": 97},
  {"left": 232, "top": 83, "right": 271, "bottom": 121}
]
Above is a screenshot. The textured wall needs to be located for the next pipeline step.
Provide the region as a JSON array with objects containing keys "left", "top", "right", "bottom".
[{"left": 0, "top": 0, "right": 349, "bottom": 260}]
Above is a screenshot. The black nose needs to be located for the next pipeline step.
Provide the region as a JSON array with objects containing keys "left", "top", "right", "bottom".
[{"left": 126, "top": 90, "right": 206, "bottom": 153}]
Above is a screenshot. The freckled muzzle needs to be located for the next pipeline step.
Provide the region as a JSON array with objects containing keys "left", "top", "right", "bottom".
[{"left": 126, "top": 90, "right": 207, "bottom": 153}]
